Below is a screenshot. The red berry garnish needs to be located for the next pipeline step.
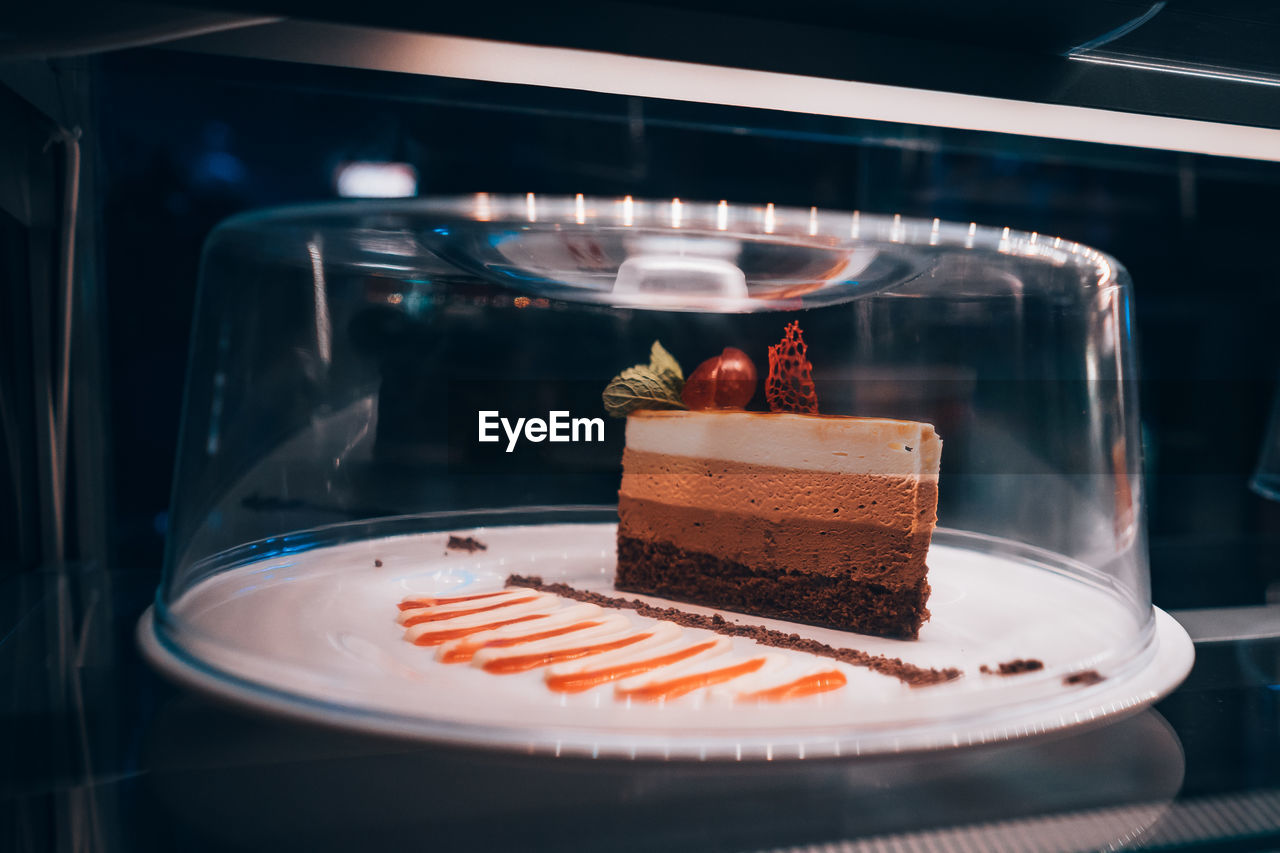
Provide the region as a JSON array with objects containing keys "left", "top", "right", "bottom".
[{"left": 681, "top": 347, "right": 758, "bottom": 410}]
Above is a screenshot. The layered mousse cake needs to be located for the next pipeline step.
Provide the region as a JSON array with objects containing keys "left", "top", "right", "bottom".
[
  {"left": 603, "top": 323, "right": 942, "bottom": 640},
  {"left": 615, "top": 411, "right": 941, "bottom": 639}
]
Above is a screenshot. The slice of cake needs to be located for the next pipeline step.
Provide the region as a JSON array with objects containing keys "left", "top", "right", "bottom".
[{"left": 615, "top": 410, "right": 942, "bottom": 639}]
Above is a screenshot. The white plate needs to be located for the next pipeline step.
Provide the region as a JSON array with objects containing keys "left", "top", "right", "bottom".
[{"left": 139, "top": 522, "right": 1193, "bottom": 760}]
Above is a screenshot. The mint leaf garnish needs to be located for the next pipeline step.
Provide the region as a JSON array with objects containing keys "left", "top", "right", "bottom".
[{"left": 603, "top": 342, "right": 686, "bottom": 418}]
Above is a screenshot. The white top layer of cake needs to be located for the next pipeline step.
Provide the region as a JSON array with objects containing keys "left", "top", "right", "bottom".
[{"left": 626, "top": 410, "right": 941, "bottom": 477}]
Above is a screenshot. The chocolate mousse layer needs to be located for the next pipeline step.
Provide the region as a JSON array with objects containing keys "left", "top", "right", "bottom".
[
  {"left": 621, "top": 450, "right": 933, "bottom": 527},
  {"left": 617, "top": 495, "right": 930, "bottom": 584}
]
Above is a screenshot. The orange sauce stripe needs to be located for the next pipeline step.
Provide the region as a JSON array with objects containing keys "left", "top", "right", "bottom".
[
  {"left": 736, "top": 670, "right": 848, "bottom": 702},
  {"left": 411, "top": 614, "right": 547, "bottom": 647},
  {"left": 401, "top": 595, "right": 539, "bottom": 627},
  {"left": 482, "top": 632, "right": 653, "bottom": 675},
  {"left": 397, "top": 590, "right": 510, "bottom": 611},
  {"left": 619, "top": 657, "right": 767, "bottom": 703},
  {"left": 441, "top": 621, "right": 604, "bottom": 663},
  {"left": 546, "top": 641, "right": 717, "bottom": 694},
  {"left": 396, "top": 595, "right": 865, "bottom": 705}
]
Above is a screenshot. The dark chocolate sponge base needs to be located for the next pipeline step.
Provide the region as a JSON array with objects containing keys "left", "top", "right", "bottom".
[{"left": 615, "top": 535, "right": 930, "bottom": 641}]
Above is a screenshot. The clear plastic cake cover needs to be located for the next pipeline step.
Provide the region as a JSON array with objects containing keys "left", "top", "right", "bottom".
[{"left": 143, "top": 194, "right": 1191, "bottom": 758}]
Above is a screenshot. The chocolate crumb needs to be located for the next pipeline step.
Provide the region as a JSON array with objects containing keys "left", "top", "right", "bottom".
[
  {"left": 1064, "top": 669, "right": 1104, "bottom": 686},
  {"left": 980, "top": 658, "right": 1044, "bottom": 676},
  {"left": 374, "top": 559, "right": 383, "bottom": 568},
  {"left": 506, "top": 574, "right": 962, "bottom": 687},
  {"left": 447, "top": 535, "right": 488, "bottom": 553}
]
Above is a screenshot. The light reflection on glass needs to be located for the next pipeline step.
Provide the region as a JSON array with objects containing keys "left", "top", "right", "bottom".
[
  {"left": 334, "top": 161, "right": 417, "bottom": 198},
  {"left": 1097, "top": 255, "right": 1115, "bottom": 286},
  {"left": 306, "top": 239, "right": 331, "bottom": 365}
]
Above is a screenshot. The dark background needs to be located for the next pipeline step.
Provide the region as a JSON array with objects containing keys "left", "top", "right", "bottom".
[{"left": 3, "top": 26, "right": 1280, "bottom": 851}]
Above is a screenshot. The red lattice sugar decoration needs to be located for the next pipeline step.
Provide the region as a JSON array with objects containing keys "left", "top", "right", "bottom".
[{"left": 767, "top": 321, "right": 819, "bottom": 413}]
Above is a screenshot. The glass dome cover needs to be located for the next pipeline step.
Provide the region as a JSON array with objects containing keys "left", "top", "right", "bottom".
[{"left": 144, "top": 195, "right": 1190, "bottom": 758}]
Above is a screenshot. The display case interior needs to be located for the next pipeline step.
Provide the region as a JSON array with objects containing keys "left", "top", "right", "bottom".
[{"left": 94, "top": 51, "right": 1280, "bottom": 617}]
